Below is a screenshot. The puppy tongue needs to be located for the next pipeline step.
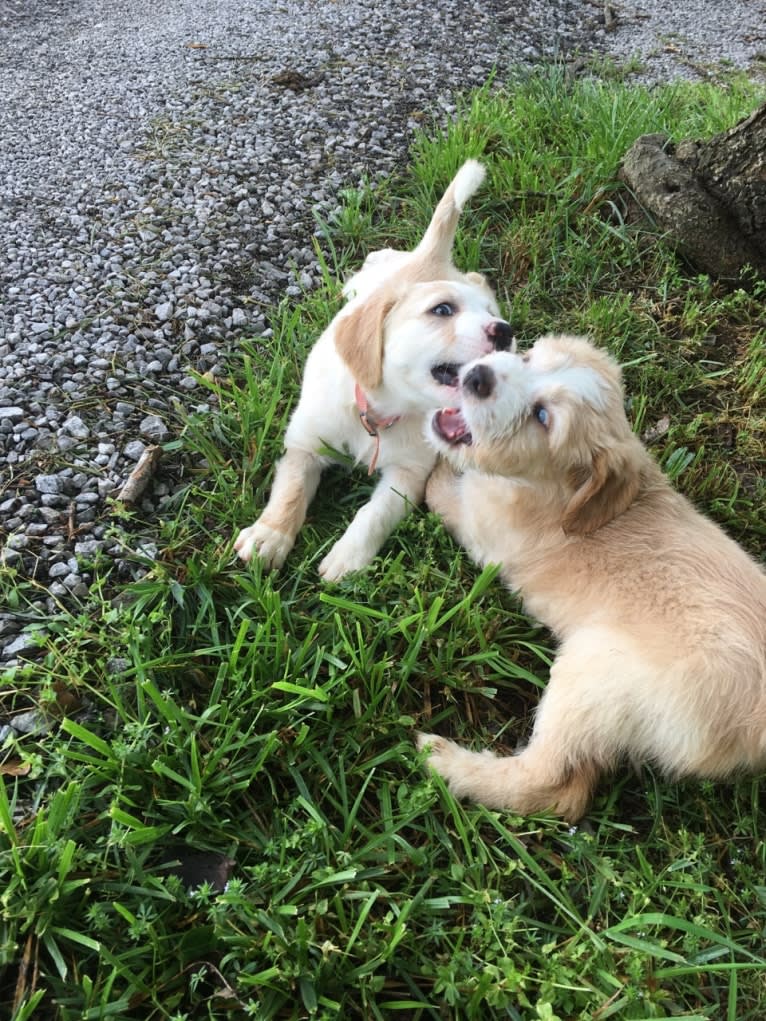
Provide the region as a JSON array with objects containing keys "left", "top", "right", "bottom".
[{"left": 434, "top": 407, "right": 471, "bottom": 443}]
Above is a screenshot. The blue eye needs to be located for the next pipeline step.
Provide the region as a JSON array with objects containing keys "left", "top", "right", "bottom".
[
  {"left": 430, "top": 302, "right": 455, "bottom": 317},
  {"left": 534, "top": 404, "right": 550, "bottom": 427}
]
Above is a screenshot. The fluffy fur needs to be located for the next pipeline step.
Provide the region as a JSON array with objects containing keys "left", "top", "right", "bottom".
[
  {"left": 235, "top": 161, "right": 513, "bottom": 580},
  {"left": 419, "top": 334, "right": 766, "bottom": 820}
]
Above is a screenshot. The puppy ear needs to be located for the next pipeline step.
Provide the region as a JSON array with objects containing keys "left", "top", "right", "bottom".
[
  {"left": 333, "top": 292, "right": 394, "bottom": 391},
  {"left": 562, "top": 443, "right": 641, "bottom": 536}
]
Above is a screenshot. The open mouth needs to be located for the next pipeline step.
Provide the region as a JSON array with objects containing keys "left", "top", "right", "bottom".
[
  {"left": 432, "top": 407, "right": 472, "bottom": 446},
  {"left": 430, "top": 362, "right": 461, "bottom": 388}
]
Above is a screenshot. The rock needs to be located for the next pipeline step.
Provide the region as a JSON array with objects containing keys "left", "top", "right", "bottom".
[
  {"left": 0, "top": 407, "right": 24, "bottom": 421},
  {"left": 3, "top": 633, "right": 45, "bottom": 660},
  {"left": 123, "top": 440, "right": 147, "bottom": 461},
  {"left": 62, "top": 415, "right": 90, "bottom": 439},
  {"left": 155, "top": 300, "right": 174, "bottom": 321},
  {"left": 10, "top": 709, "right": 52, "bottom": 734},
  {"left": 35, "top": 474, "right": 64, "bottom": 495},
  {"left": 139, "top": 414, "right": 170, "bottom": 442}
]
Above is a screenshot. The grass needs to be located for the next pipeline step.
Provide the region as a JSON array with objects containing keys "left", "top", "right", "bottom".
[{"left": 2, "top": 68, "right": 766, "bottom": 1020}]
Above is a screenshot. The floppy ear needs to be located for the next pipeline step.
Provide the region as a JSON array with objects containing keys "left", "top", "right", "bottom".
[
  {"left": 464, "top": 271, "right": 499, "bottom": 308},
  {"left": 562, "top": 443, "right": 641, "bottom": 536},
  {"left": 333, "top": 293, "right": 394, "bottom": 391}
]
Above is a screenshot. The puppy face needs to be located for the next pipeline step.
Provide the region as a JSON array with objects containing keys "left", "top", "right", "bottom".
[
  {"left": 382, "top": 278, "right": 513, "bottom": 409},
  {"left": 429, "top": 335, "right": 642, "bottom": 533},
  {"left": 334, "top": 276, "right": 514, "bottom": 410},
  {"left": 333, "top": 161, "right": 511, "bottom": 405}
]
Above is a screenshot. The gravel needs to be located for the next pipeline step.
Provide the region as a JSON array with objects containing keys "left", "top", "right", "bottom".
[
  {"left": 606, "top": 0, "right": 766, "bottom": 84},
  {"left": 0, "top": 0, "right": 764, "bottom": 661}
]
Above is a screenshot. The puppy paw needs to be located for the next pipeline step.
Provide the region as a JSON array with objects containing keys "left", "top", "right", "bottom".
[
  {"left": 417, "top": 732, "right": 496, "bottom": 797},
  {"left": 318, "top": 538, "right": 374, "bottom": 582},
  {"left": 416, "top": 732, "right": 461, "bottom": 779},
  {"left": 234, "top": 522, "right": 293, "bottom": 569}
]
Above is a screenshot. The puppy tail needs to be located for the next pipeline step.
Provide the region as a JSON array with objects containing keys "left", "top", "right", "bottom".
[{"left": 413, "top": 160, "right": 486, "bottom": 268}]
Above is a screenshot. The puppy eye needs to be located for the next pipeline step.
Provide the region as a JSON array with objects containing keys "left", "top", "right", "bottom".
[
  {"left": 430, "top": 302, "right": 455, "bottom": 317},
  {"left": 533, "top": 404, "right": 550, "bottom": 428}
]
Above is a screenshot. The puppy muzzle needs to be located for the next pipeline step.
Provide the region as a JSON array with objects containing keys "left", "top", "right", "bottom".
[
  {"left": 486, "top": 319, "right": 514, "bottom": 351},
  {"left": 463, "top": 362, "right": 496, "bottom": 399}
]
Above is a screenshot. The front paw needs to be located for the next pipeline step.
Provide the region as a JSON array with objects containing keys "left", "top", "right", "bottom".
[
  {"left": 417, "top": 732, "right": 495, "bottom": 792},
  {"left": 425, "top": 458, "right": 458, "bottom": 517},
  {"left": 416, "top": 732, "right": 461, "bottom": 782},
  {"left": 234, "top": 521, "right": 294, "bottom": 569},
  {"left": 318, "top": 537, "right": 375, "bottom": 582}
]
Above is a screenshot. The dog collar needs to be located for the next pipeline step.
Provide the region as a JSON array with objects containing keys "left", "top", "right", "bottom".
[{"left": 354, "top": 382, "right": 400, "bottom": 475}]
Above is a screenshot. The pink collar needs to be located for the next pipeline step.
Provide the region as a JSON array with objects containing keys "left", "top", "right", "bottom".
[{"left": 354, "top": 382, "right": 401, "bottom": 475}]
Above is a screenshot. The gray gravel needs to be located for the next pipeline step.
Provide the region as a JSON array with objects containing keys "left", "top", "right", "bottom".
[
  {"left": 606, "top": 0, "right": 766, "bottom": 84},
  {"left": 0, "top": 0, "right": 764, "bottom": 662}
]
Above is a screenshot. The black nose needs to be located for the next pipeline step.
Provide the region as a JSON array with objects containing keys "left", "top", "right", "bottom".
[
  {"left": 486, "top": 319, "right": 514, "bottom": 351},
  {"left": 463, "top": 363, "right": 495, "bottom": 399}
]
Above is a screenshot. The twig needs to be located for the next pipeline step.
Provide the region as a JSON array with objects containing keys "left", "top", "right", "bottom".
[
  {"left": 67, "top": 500, "right": 76, "bottom": 540},
  {"left": 13, "top": 932, "right": 38, "bottom": 1014},
  {"left": 116, "top": 445, "right": 162, "bottom": 503}
]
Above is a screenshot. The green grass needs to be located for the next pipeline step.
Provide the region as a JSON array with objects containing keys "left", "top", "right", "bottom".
[{"left": 2, "top": 69, "right": 766, "bottom": 1020}]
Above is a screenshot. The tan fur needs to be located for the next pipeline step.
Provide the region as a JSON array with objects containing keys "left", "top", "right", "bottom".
[
  {"left": 562, "top": 442, "right": 642, "bottom": 536},
  {"left": 333, "top": 291, "right": 394, "bottom": 391},
  {"left": 420, "top": 334, "right": 766, "bottom": 820}
]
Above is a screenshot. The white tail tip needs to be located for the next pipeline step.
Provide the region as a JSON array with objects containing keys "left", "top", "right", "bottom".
[{"left": 452, "top": 160, "right": 486, "bottom": 211}]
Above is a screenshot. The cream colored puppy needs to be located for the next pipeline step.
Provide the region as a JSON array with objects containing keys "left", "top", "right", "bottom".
[
  {"left": 420, "top": 335, "right": 766, "bottom": 820},
  {"left": 235, "top": 161, "right": 513, "bottom": 581}
]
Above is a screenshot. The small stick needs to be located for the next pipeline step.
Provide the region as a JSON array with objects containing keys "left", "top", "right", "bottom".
[
  {"left": 13, "top": 933, "right": 38, "bottom": 1014},
  {"left": 116, "top": 445, "right": 162, "bottom": 503}
]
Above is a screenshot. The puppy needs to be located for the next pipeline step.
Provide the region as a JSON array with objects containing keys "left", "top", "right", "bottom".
[
  {"left": 419, "top": 334, "right": 766, "bottom": 820},
  {"left": 235, "top": 161, "right": 513, "bottom": 580}
]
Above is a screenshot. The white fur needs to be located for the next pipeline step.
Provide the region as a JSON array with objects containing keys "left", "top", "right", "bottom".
[{"left": 450, "top": 160, "right": 486, "bottom": 210}]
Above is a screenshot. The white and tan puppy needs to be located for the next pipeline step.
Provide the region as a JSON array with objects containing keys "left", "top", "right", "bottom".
[
  {"left": 420, "top": 334, "right": 766, "bottom": 820},
  {"left": 235, "top": 161, "right": 513, "bottom": 580}
]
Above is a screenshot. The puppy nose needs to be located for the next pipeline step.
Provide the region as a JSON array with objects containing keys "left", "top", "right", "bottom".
[
  {"left": 463, "top": 363, "right": 495, "bottom": 399},
  {"left": 486, "top": 319, "right": 514, "bottom": 351}
]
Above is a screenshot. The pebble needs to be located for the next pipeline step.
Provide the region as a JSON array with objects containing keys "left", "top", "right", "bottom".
[
  {"left": 139, "top": 414, "right": 170, "bottom": 442},
  {"left": 0, "top": 407, "right": 24, "bottom": 421},
  {"left": 155, "top": 301, "right": 174, "bottom": 322},
  {"left": 123, "top": 440, "right": 147, "bottom": 461},
  {"left": 34, "top": 475, "right": 64, "bottom": 496},
  {"left": 62, "top": 415, "right": 90, "bottom": 439},
  {"left": 3, "top": 634, "right": 45, "bottom": 659},
  {"left": 10, "top": 709, "right": 53, "bottom": 735}
]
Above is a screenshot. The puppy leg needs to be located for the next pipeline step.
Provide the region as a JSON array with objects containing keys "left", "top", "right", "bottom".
[
  {"left": 418, "top": 731, "right": 598, "bottom": 823},
  {"left": 418, "top": 654, "right": 618, "bottom": 821},
  {"left": 425, "top": 458, "right": 462, "bottom": 531},
  {"left": 234, "top": 447, "right": 322, "bottom": 568},
  {"left": 319, "top": 464, "right": 428, "bottom": 581}
]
